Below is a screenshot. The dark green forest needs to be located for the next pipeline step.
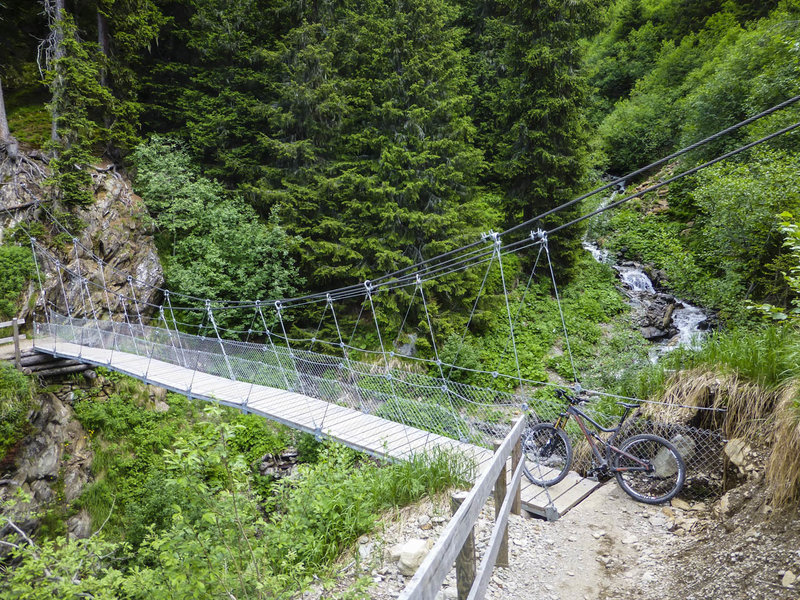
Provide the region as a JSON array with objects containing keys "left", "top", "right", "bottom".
[
  {"left": 3, "top": 0, "right": 799, "bottom": 318},
  {"left": 3, "top": 1, "right": 800, "bottom": 597}
]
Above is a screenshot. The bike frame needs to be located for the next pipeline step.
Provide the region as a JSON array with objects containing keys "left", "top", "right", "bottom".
[{"left": 557, "top": 404, "right": 652, "bottom": 474}]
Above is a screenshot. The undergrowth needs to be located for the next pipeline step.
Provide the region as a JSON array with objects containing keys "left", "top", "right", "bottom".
[{"left": 0, "top": 364, "right": 35, "bottom": 464}]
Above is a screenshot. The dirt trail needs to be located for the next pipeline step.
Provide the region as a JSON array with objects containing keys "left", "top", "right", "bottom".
[
  {"left": 485, "top": 482, "right": 679, "bottom": 600},
  {"left": 307, "top": 472, "right": 800, "bottom": 600}
]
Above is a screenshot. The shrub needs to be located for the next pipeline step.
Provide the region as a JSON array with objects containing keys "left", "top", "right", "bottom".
[
  {"left": 0, "top": 364, "right": 34, "bottom": 462},
  {"left": 0, "top": 245, "right": 34, "bottom": 320}
]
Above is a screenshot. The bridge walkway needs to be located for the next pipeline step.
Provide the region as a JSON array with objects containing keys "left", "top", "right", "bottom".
[{"left": 31, "top": 337, "right": 600, "bottom": 518}]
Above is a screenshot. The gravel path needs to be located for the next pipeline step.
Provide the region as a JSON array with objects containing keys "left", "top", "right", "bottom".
[
  {"left": 484, "top": 482, "right": 681, "bottom": 600},
  {"left": 307, "top": 481, "right": 690, "bottom": 600}
]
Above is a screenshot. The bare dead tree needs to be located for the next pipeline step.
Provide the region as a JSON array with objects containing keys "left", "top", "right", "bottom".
[
  {"left": 38, "top": 0, "right": 66, "bottom": 144},
  {"left": 97, "top": 8, "right": 110, "bottom": 88},
  {"left": 0, "top": 77, "right": 19, "bottom": 160}
]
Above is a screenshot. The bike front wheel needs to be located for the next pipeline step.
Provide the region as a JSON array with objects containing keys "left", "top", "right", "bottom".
[
  {"left": 613, "top": 433, "right": 686, "bottom": 504},
  {"left": 522, "top": 424, "right": 572, "bottom": 487}
]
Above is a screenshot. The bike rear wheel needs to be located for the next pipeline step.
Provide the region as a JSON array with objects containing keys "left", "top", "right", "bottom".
[
  {"left": 522, "top": 424, "right": 572, "bottom": 487},
  {"left": 613, "top": 433, "right": 686, "bottom": 504}
]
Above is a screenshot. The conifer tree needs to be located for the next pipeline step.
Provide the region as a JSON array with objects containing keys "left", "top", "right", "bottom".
[
  {"left": 474, "top": 0, "right": 600, "bottom": 264},
  {"left": 278, "top": 0, "right": 494, "bottom": 291}
]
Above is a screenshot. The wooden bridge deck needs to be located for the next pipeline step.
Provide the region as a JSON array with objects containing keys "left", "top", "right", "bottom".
[{"left": 32, "top": 337, "right": 600, "bottom": 518}]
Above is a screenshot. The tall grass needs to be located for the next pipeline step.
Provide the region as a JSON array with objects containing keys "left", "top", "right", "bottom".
[{"left": 617, "top": 325, "right": 800, "bottom": 401}]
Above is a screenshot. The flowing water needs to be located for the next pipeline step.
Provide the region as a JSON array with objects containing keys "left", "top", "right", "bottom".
[{"left": 582, "top": 241, "right": 709, "bottom": 359}]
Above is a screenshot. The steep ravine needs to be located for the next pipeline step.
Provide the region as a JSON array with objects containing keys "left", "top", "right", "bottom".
[{"left": 583, "top": 240, "right": 712, "bottom": 361}]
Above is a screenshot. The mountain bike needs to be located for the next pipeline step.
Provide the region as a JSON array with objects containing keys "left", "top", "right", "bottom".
[{"left": 523, "top": 389, "right": 686, "bottom": 504}]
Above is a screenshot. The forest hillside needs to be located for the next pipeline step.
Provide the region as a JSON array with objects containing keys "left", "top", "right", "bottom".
[{"left": 1, "top": 1, "right": 800, "bottom": 599}]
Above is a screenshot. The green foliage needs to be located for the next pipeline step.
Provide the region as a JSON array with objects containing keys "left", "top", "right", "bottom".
[
  {"left": 590, "top": 147, "right": 800, "bottom": 318},
  {"left": 4, "top": 400, "right": 468, "bottom": 599},
  {"left": 275, "top": 0, "right": 496, "bottom": 291},
  {"left": 0, "top": 244, "right": 34, "bottom": 319},
  {"left": 752, "top": 212, "right": 800, "bottom": 321},
  {"left": 473, "top": 0, "right": 600, "bottom": 263},
  {"left": 45, "top": 12, "right": 112, "bottom": 205},
  {"left": 0, "top": 364, "right": 34, "bottom": 462},
  {"left": 132, "top": 136, "right": 300, "bottom": 328},
  {"left": 590, "top": 0, "right": 800, "bottom": 172},
  {"left": 6, "top": 104, "right": 50, "bottom": 148},
  {"left": 228, "top": 412, "right": 290, "bottom": 466},
  {"left": 0, "top": 533, "right": 126, "bottom": 599}
]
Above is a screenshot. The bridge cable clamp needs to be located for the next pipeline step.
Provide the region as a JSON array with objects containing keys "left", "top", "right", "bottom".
[{"left": 530, "top": 229, "right": 547, "bottom": 244}]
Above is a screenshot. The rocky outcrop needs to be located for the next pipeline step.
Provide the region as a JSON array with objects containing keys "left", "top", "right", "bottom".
[
  {"left": 0, "top": 148, "right": 164, "bottom": 322},
  {"left": 0, "top": 385, "right": 94, "bottom": 549}
]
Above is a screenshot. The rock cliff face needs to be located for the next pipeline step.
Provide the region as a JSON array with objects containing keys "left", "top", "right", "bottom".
[{"left": 0, "top": 148, "right": 163, "bottom": 322}]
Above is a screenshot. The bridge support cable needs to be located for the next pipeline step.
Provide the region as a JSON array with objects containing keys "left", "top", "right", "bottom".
[
  {"left": 165, "top": 293, "right": 188, "bottom": 368},
  {"left": 500, "top": 242, "right": 544, "bottom": 361},
  {"left": 73, "top": 242, "right": 106, "bottom": 353},
  {"left": 206, "top": 300, "right": 236, "bottom": 383},
  {"left": 54, "top": 259, "right": 80, "bottom": 354},
  {"left": 275, "top": 301, "right": 319, "bottom": 431},
  {"left": 446, "top": 250, "right": 495, "bottom": 381},
  {"left": 95, "top": 257, "right": 118, "bottom": 362},
  {"left": 418, "top": 275, "right": 468, "bottom": 443},
  {"left": 256, "top": 302, "right": 293, "bottom": 393},
  {"left": 490, "top": 231, "right": 522, "bottom": 384},
  {"left": 29, "top": 238, "right": 52, "bottom": 353},
  {"left": 365, "top": 282, "right": 417, "bottom": 452},
  {"left": 544, "top": 235, "right": 579, "bottom": 385}
]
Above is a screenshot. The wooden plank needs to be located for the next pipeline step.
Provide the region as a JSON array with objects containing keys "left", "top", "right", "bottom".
[
  {"left": 466, "top": 456, "right": 526, "bottom": 600},
  {"left": 0, "top": 318, "right": 25, "bottom": 329},
  {"left": 547, "top": 478, "right": 603, "bottom": 518},
  {"left": 398, "top": 417, "right": 526, "bottom": 600}
]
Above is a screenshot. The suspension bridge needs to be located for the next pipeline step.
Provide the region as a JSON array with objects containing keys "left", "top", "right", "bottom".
[{"left": 2, "top": 96, "right": 799, "bottom": 525}]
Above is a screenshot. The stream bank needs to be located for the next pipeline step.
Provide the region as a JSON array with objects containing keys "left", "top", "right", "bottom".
[{"left": 582, "top": 241, "right": 713, "bottom": 361}]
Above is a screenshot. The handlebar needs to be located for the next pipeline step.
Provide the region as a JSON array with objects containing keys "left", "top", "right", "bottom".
[{"left": 555, "top": 388, "right": 587, "bottom": 405}]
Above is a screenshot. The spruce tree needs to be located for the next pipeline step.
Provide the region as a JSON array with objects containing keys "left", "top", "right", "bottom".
[
  {"left": 475, "top": 0, "right": 600, "bottom": 264},
  {"left": 278, "top": 0, "right": 494, "bottom": 292}
]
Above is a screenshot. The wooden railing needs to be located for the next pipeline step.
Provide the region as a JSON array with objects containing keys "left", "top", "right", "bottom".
[
  {"left": 0, "top": 317, "right": 26, "bottom": 369},
  {"left": 399, "top": 416, "right": 527, "bottom": 600}
]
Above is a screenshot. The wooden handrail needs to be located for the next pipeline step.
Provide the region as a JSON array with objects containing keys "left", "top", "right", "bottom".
[
  {"left": 0, "top": 317, "right": 26, "bottom": 369},
  {"left": 0, "top": 318, "right": 25, "bottom": 329},
  {"left": 399, "top": 416, "right": 526, "bottom": 600}
]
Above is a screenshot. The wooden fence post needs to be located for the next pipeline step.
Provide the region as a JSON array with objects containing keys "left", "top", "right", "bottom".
[
  {"left": 12, "top": 318, "right": 21, "bottom": 369},
  {"left": 451, "top": 491, "right": 475, "bottom": 600},
  {"left": 492, "top": 441, "right": 509, "bottom": 568},
  {"left": 511, "top": 434, "right": 522, "bottom": 516}
]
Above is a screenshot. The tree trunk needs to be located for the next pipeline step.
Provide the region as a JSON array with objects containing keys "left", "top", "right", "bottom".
[
  {"left": 0, "top": 77, "right": 10, "bottom": 140},
  {"left": 97, "top": 9, "right": 110, "bottom": 88},
  {"left": 0, "top": 77, "right": 19, "bottom": 159},
  {"left": 48, "top": 0, "right": 66, "bottom": 144}
]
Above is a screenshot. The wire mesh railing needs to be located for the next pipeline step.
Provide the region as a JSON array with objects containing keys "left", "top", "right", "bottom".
[{"left": 37, "top": 313, "right": 729, "bottom": 499}]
